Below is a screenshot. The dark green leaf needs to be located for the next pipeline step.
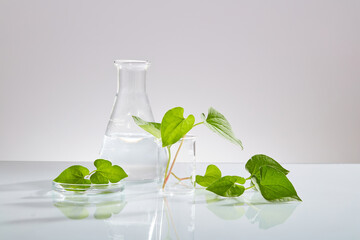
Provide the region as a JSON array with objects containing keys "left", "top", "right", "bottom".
[
  {"left": 161, "top": 107, "right": 195, "bottom": 147},
  {"left": 53, "top": 165, "right": 91, "bottom": 184},
  {"left": 132, "top": 116, "right": 161, "bottom": 139},
  {"left": 252, "top": 166, "right": 301, "bottom": 202},
  {"left": 90, "top": 159, "right": 128, "bottom": 184},
  {"left": 206, "top": 176, "right": 246, "bottom": 197},
  {"left": 196, "top": 164, "right": 222, "bottom": 187},
  {"left": 245, "top": 154, "right": 289, "bottom": 176},
  {"left": 201, "top": 107, "right": 243, "bottom": 149}
]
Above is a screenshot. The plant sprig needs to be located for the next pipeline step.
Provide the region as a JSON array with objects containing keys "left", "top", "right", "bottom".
[
  {"left": 53, "top": 159, "right": 128, "bottom": 186},
  {"left": 132, "top": 106, "right": 301, "bottom": 202},
  {"left": 132, "top": 106, "right": 243, "bottom": 189},
  {"left": 53, "top": 105, "right": 302, "bottom": 202},
  {"left": 196, "top": 154, "right": 302, "bottom": 202}
]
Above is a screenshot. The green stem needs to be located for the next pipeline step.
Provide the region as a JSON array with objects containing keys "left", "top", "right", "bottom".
[
  {"left": 171, "top": 172, "right": 190, "bottom": 181},
  {"left": 171, "top": 172, "right": 181, "bottom": 181},
  {"left": 245, "top": 176, "right": 252, "bottom": 181},
  {"left": 193, "top": 122, "right": 204, "bottom": 127},
  {"left": 163, "top": 146, "right": 171, "bottom": 184},
  {"left": 162, "top": 137, "right": 185, "bottom": 189},
  {"left": 88, "top": 170, "right": 96, "bottom": 176},
  {"left": 245, "top": 185, "right": 255, "bottom": 190}
]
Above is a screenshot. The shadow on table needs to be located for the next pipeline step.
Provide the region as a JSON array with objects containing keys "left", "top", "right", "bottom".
[
  {"left": 2, "top": 216, "right": 68, "bottom": 225},
  {"left": 0, "top": 180, "right": 52, "bottom": 204},
  {"left": 0, "top": 180, "right": 50, "bottom": 192}
]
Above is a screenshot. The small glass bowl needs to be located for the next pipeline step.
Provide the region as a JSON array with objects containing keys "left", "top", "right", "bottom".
[
  {"left": 52, "top": 181, "right": 125, "bottom": 195},
  {"left": 161, "top": 135, "right": 196, "bottom": 195}
]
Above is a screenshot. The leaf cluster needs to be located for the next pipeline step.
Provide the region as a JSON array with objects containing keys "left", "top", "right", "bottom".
[
  {"left": 132, "top": 106, "right": 243, "bottom": 149},
  {"left": 54, "top": 159, "right": 128, "bottom": 188},
  {"left": 196, "top": 154, "right": 301, "bottom": 202},
  {"left": 132, "top": 106, "right": 244, "bottom": 189}
]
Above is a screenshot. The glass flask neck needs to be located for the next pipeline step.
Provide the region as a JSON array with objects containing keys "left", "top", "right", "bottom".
[
  {"left": 117, "top": 66, "right": 147, "bottom": 93},
  {"left": 115, "top": 60, "right": 150, "bottom": 93},
  {"left": 104, "top": 60, "right": 155, "bottom": 135}
]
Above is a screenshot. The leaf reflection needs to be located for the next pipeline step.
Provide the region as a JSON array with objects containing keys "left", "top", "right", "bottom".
[
  {"left": 52, "top": 192, "right": 127, "bottom": 220},
  {"left": 204, "top": 190, "right": 299, "bottom": 229}
]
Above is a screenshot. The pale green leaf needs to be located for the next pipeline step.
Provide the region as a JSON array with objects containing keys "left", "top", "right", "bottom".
[
  {"left": 196, "top": 164, "right": 222, "bottom": 187},
  {"left": 161, "top": 107, "right": 195, "bottom": 147},
  {"left": 132, "top": 116, "right": 161, "bottom": 139},
  {"left": 202, "top": 107, "right": 243, "bottom": 149}
]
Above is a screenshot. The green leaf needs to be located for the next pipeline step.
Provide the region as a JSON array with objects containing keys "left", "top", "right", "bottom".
[
  {"left": 53, "top": 165, "right": 91, "bottom": 184},
  {"left": 132, "top": 116, "right": 161, "bottom": 139},
  {"left": 201, "top": 107, "right": 243, "bottom": 149},
  {"left": 90, "top": 159, "right": 128, "bottom": 184},
  {"left": 245, "top": 154, "right": 289, "bottom": 176},
  {"left": 160, "top": 107, "right": 195, "bottom": 147},
  {"left": 235, "top": 176, "right": 246, "bottom": 184},
  {"left": 196, "top": 164, "right": 222, "bottom": 187},
  {"left": 206, "top": 176, "right": 246, "bottom": 197},
  {"left": 252, "top": 166, "right": 301, "bottom": 202}
]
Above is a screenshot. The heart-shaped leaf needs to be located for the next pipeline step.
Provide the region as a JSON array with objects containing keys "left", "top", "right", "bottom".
[
  {"left": 90, "top": 159, "right": 128, "bottom": 184},
  {"left": 132, "top": 116, "right": 161, "bottom": 139},
  {"left": 252, "top": 166, "right": 301, "bottom": 202},
  {"left": 246, "top": 154, "right": 289, "bottom": 176},
  {"left": 196, "top": 164, "right": 222, "bottom": 187},
  {"left": 161, "top": 107, "right": 195, "bottom": 147},
  {"left": 202, "top": 107, "right": 243, "bottom": 149},
  {"left": 54, "top": 165, "right": 91, "bottom": 185},
  {"left": 206, "top": 176, "right": 246, "bottom": 197}
]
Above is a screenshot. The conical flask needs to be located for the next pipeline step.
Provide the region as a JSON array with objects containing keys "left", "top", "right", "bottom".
[{"left": 100, "top": 60, "right": 163, "bottom": 182}]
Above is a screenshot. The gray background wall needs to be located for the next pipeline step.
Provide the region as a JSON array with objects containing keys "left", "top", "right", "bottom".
[{"left": 1, "top": 0, "right": 359, "bottom": 163}]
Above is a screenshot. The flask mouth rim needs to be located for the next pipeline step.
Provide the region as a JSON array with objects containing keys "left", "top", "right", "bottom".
[{"left": 114, "top": 60, "right": 150, "bottom": 69}]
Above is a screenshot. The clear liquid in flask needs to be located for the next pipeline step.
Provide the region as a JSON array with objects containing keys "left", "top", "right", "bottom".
[{"left": 100, "top": 133, "right": 162, "bottom": 182}]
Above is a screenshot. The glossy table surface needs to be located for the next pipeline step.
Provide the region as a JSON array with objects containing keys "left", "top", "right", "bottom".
[{"left": 0, "top": 161, "right": 359, "bottom": 240}]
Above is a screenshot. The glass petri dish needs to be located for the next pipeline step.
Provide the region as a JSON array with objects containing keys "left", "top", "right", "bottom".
[{"left": 52, "top": 181, "right": 125, "bottom": 195}]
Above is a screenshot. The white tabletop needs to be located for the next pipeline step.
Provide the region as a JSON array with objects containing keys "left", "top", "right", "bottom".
[{"left": 0, "top": 161, "right": 359, "bottom": 240}]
